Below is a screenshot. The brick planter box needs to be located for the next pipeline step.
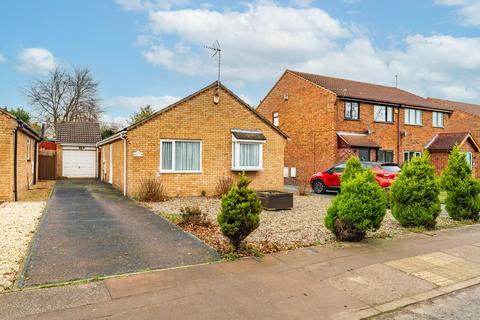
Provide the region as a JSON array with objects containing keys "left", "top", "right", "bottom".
[{"left": 257, "top": 190, "right": 293, "bottom": 210}]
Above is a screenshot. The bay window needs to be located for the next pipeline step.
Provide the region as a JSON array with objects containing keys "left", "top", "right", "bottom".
[
  {"left": 231, "top": 129, "right": 264, "bottom": 171},
  {"left": 160, "top": 140, "right": 201, "bottom": 173}
]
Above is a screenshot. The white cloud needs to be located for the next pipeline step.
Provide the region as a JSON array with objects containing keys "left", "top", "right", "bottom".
[
  {"left": 0, "top": 53, "right": 6, "bottom": 64},
  {"left": 16, "top": 48, "right": 58, "bottom": 74},
  {"left": 118, "top": 1, "right": 480, "bottom": 103},
  {"left": 435, "top": 0, "right": 480, "bottom": 26},
  {"left": 103, "top": 95, "right": 180, "bottom": 111}
]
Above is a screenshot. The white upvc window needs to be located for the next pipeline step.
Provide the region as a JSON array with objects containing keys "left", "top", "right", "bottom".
[
  {"left": 463, "top": 152, "right": 473, "bottom": 169},
  {"left": 432, "top": 111, "right": 444, "bottom": 128},
  {"left": 232, "top": 137, "right": 264, "bottom": 171},
  {"left": 374, "top": 105, "right": 394, "bottom": 123},
  {"left": 403, "top": 151, "right": 421, "bottom": 163},
  {"left": 27, "top": 138, "right": 31, "bottom": 161},
  {"left": 160, "top": 140, "right": 202, "bottom": 173},
  {"left": 273, "top": 112, "right": 279, "bottom": 127},
  {"left": 405, "top": 108, "right": 422, "bottom": 126}
]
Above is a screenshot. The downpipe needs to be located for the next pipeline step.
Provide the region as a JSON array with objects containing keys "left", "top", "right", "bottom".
[{"left": 120, "top": 133, "right": 127, "bottom": 197}]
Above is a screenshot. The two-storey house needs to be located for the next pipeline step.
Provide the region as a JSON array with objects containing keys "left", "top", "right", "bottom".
[{"left": 257, "top": 70, "right": 479, "bottom": 181}]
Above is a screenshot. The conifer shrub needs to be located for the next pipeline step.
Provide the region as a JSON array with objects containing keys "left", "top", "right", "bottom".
[
  {"left": 440, "top": 146, "right": 480, "bottom": 221},
  {"left": 390, "top": 152, "right": 440, "bottom": 228},
  {"left": 218, "top": 173, "right": 262, "bottom": 250},
  {"left": 325, "top": 157, "right": 386, "bottom": 241}
]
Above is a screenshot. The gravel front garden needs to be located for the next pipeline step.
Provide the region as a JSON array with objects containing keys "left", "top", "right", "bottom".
[
  {"left": 0, "top": 202, "right": 46, "bottom": 291},
  {"left": 146, "top": 194, "right": 475, "bottom": 255}
]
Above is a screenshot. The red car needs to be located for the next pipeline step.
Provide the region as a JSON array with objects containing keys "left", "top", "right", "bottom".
[{"left": 310, "top": 162, "right": 401, "bottom": 194}]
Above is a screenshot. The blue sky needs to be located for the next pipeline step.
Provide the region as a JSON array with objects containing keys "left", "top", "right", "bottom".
[{"left": 1, "top": 0, "right": 480, "bottom": 125}]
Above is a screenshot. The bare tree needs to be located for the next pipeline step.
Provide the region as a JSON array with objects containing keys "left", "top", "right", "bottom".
[{"left": 25, "top": 67, "right": 101, "bottom": 133}]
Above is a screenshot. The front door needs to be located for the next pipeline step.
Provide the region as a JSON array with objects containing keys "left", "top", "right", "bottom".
[{"left": 358, "top": 148, "right": 371, "bottom": 161}]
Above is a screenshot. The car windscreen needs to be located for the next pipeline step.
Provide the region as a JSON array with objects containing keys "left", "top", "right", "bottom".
[{"left": 380, "top": 165, "right": 401, "bottom": 173}]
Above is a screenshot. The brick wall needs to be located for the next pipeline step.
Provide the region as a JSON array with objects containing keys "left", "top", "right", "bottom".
[
  {"left": 430, "top": 140, "right": 478, "bottom": 177},
  {"left": 111, "top": 139, "right": 124, "bottom": 193},
  {"left": 0, "top": 113, "right": 15, "bottom": 201},
  {"left": 0, "top": 113, "right": 37, "bottom": 201},
  {"left": 257, "top": 72, "right": 337, "bottom": 182},
  {"left": 101, "top": 85, "right": 286, "bottom": 197}
]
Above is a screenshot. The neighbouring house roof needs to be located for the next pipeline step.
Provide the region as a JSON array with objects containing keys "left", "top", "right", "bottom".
[
  {"left": 0, "top": 109, "right": 42, "bottom": 140},
  {"left": 97, "top": 81, "right": 289, "bottom": 146},
  {"left": 428, "top": 98, "right": 480, "bottom": 117},
  {"left": 231, "top": 129, "right": 266, "bottom": 141},
  {"left": 425, "top": 132, "right": 480, "bottom": 152},
  {"left": 288, "top": 70, "right": 453, "bottom": 112},
  {"left": 337, "top": 132, "right": 381, "bottom": 149},
  {"left": 56, "top": 122, "right": 101, "bottom": 144}
]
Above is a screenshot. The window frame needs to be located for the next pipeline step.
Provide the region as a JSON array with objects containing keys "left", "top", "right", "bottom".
[
  {"left": 272, "top": 112, "right": 279, "bottom": 127},
  {"left": 463, "top": 151, "right": 473, "bottom": 169},
  {"left": 403, "top": 151, "right": 422, "bottom": 163},
  {"left": 377, "top": 150, "right": 394, "bottom": 162},
  {"left": 432, "top": 111, "right": 444, "bottom": 128},
  {"left": 405, "top": 108, "right": 423, "bottom": 126},
  {"left": 373, "top": 105, "right": 394, "bottom": 123},
  {"left": 159, "top": 139, "right": 202, "bottom": 174},
  {"left": 231, "top": 136, "right": 264, "bottom": 171},
  {"left": 27, "top": 137, "right": 31, "bottom": 161},
  {"left": 344, "top": 101, "right": 360, "bottom": 120}
]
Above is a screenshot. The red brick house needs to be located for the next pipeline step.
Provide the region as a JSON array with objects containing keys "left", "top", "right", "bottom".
[
  {"left": 426, "top": 132, "right": 479, "bottom": 176},
  {"left": 257, "top": 70, "right": 479, "bottom": 180}
]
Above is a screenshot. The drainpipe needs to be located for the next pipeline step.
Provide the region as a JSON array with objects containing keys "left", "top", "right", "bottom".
[
  {"left": 397, "top": 105, "right": 403, "bottom": 165},
  {"left": 33, "top": 140, "right": 38, "bottom": 184},
  {"left": 120, "top": 133, "right": 127, "bottom": 197},
  {"left": 13, "top": 127, "right": 19, "bottom": 201}
]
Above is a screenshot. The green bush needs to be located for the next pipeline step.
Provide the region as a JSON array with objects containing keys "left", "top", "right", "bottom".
[
  {"left": 325, "top": 158, "right": 386, "bottom": 242},
  {"left": 440, "top": 146, "right": 480, "bottom": 221},
  {"left": 341, "top": 156, "right": 364, "bottom": 183},
  {"left": 218, "top": 173, "right": 262, "bottom": 250},
  {"left": 390, "top": 152, "right": 440, "bottom": 228}
]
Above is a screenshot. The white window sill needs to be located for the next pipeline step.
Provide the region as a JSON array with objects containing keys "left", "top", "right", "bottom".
[
  {"left": 159, "top": 170, "right": 202, "bottom": 174},
  {"left": 231, "top": 167, "right": 263, "bottom": 172}
]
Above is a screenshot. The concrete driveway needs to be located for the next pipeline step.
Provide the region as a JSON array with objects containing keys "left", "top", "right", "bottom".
[{"left": 19, "top": 180, "right": 219, "bottom": 287}]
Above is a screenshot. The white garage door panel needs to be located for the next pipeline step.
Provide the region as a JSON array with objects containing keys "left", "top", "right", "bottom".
[{"left": 63, "top": 150, "right": 96, "bottom": 177}]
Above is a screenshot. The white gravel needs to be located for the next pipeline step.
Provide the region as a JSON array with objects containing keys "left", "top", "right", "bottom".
[{"left": 0, "top": 202, "right": 45, "bottom": 291}]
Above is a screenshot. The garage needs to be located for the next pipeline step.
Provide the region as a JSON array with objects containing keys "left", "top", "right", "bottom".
[
  {"left": 56, "top": 122, "right": 102, "bottom": 179},
  {"left": 62, "top": 148, "right": 97, "bottom": 178}
]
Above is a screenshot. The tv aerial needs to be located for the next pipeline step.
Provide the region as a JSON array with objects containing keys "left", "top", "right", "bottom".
[{"left": 204, "top": 40, "right": 221, "bottom": 87}]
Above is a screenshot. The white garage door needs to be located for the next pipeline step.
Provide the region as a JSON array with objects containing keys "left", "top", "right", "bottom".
[{"left": 63, "top": 149, "right": 96, "bottom": 178}]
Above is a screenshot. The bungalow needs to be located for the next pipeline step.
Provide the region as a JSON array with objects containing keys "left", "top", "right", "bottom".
[
  {"left": 0, "top": 109, "right": 42, "bottom": 201},
  {"left": 96, "top": 81, "right": 288, "bottom": 197},
  {"left": 257, "top": 70, "right": 479, "bottom": 180}
]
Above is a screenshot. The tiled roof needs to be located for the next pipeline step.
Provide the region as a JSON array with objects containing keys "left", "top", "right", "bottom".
[
  {"left": 428, "top": 98, "right": 480, "bottom": 116},
  {"left": 56, "top": 122, "right": 101, "bottom": 144},
  {"left": 426, "top": 132, "right": 478, "bottom": 152},
  {"left": 338, "top": 133, "right": 380, "bottom": 148},
  {"left": 289, "top": 70, "right": 453, "bottom": 112}
]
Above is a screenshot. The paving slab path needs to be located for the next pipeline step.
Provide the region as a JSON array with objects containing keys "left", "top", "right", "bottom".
[{"left": 19, "top": 179, "right": 219, "bottom": 287}]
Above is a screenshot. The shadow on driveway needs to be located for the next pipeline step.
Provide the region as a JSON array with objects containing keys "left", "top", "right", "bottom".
[{"left": 19, "top": 179, "right": 220, "bottom": 287}]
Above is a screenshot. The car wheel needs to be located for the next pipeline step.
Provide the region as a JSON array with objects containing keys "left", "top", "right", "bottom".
[{"left": 312, "top": 180, "right": 327, "bottom": 194}]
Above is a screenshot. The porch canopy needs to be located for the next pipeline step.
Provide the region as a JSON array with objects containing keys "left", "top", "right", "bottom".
[
  {"left": 425, "top": 132, "right": 480, "bottom": 153},
  {"left": 337, "top": 132, "right": 381, "bottom": 149}
]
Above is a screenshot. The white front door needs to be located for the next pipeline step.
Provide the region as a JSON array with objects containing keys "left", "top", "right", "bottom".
[
  {"left": 63, "top": 149, "right": 96, "bottom": 178},
  {"left": 109, "top": 144, "right": 113, "bottom": 184}
]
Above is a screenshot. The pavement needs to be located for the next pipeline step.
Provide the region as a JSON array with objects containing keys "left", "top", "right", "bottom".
[
  {"left": 4, "top": 222, "right": 480, "bottom": 319},
  {"left": 18, "top": 179, "right": 219, "bottom": 287},
  {"left": 373, "top": 283, "right": 480, "bottom": 319}
]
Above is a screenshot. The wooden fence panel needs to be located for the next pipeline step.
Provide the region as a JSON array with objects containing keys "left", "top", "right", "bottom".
[{"left": 39, "top": 155, "right": 56, "bottom": 180}]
